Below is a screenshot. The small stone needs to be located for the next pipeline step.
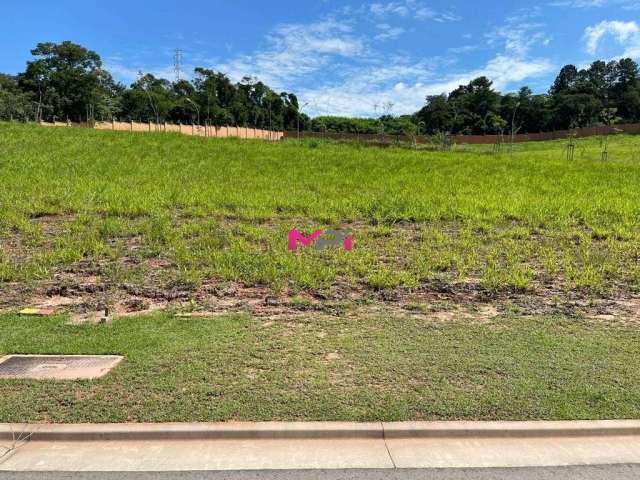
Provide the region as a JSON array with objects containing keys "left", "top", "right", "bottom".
[{"left": 264, "top": 296, "right": 279, "bottom": 306}]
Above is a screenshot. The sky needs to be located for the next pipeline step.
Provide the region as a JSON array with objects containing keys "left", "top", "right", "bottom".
[{"left": 2, "top": 0, "right": 640, "bottom": 117}]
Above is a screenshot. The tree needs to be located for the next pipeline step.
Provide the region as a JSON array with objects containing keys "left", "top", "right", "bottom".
[
  {"left": 552, "top": 93, "right": 602, "bottom": 129},
  {"left": 613, "top": 58, "right": 640, "bottom": 121},
  {"left": 550, "top": 65, "right": 579, "bottom": 96},
  {"left": 452, "top": 77, "right": 502, "bottom": 134},
  {"left": 171, "top": 79, "right": 198, "bottom": 124},
  {"left": 415, "top": 94, "right": 453, "bottom": 133},
  {"left": 17, "top": 41, "right": 117, "bottom": 121},
  {"left": 0, "top": 74, "right": 34, "bottom": 121},
  {"left": 6, "top": 41, "right": 640, "bottom": 134},
  {"left": 621, "top": 87, "right": 640, "bottom": 122},
  {"left": 120, "top": 74, "right": 175, "bottom": 123}
]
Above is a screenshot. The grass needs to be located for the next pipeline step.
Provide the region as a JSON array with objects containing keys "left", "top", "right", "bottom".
[
  {"left": 1, "top": 123, "right": 640, "bottom": 298},
  {"left": 1, "top": 123, "right": 640, "bottom": 422},
  {"left": 1, "top": 312, "right": 640, "bottom": 423}
]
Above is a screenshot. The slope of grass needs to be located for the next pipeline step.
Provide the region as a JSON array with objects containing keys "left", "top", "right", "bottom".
[{"left": 1, "top": 123, "right": 640, "bottom": 296}]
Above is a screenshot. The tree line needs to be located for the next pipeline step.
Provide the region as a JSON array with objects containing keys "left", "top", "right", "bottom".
[
  {"left": 0, "top": 41, "right": 307, "bottom": 131},
  {"left": 415, "top": 59, "right": 640, "bottom": 136},
  {"left": 1, "top": 41, "right": 640, "bottom": 136},
  {"left": 312, "top": 60, "right": 640, "bottom": 136}
]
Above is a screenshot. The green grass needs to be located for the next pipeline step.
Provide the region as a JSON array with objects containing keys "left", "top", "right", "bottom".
[
  {"left": 1, "top": 312, "right": 639, "bottom": 423},
  {"left": 2, "top": 124, "right": 640, "bottom": 422},
  {"left": 1, "top": 123, "right": 640, "bottom": 297}
]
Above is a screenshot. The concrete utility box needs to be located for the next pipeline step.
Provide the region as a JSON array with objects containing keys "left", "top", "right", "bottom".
[{"left": 0, "top": 355, "right": 123, "bottom": 380}]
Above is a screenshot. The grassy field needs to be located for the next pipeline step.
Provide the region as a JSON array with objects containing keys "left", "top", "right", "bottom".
[
  {"left": 1, "top": 123, "right": 640, "bottom": 422},
  {"left": 2, "top": 123, "right": 640, "bottom": 300}
]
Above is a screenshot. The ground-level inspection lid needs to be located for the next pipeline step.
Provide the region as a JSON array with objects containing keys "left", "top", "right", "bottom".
[{"left": 0, "top": 355, "right": 123, "bottom": 380}]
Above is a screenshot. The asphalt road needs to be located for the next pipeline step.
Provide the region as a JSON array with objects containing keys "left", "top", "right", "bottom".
[{"left": 2, "top": 466, "right": 640, "bottom": 480}]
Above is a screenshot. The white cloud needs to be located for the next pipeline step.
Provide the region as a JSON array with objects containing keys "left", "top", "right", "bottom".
[
  {"left": 297, "top": 12, "right": 554, "bottom": 117},
  {"left": 105, "top": 62, "right": 185, "bottom": 84},
  {"left": 550, "top": 0, "right": 639, "bottom": 9},
  {"left": 550, "top": 0, "right": 607, "bottom": 6},
  {"left": 447, "top": 45, "right": 478, "bottom": 54},
  {"left": 371, "top": 2, "right": 409, "bottom": 17},
  {"left": 216, "top": 19, "right": 363, "bottom": 87},
  {"left": 104, "top": 7, "right": 554, "bottom": 118},
  {"left": 369, "top": 0, "right": 460, "bottom": 22},
  {"left": 486, "top": 15, "right": 552, "bottom": 57},
  {"left": 583, "top": 20, "right": 640, "bottom": 57},
  {"left": 300, "top": 55, "right": 553, "bottom": 117},
  {"left": 375, "top": 23, "right": 406, "bottom": 40}
]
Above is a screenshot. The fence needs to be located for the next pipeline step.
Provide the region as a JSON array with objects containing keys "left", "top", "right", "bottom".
[
  {"left": 284, "top": 123, "right": 640, "bottom": 145},
  {"left": 40, "top": 120, "right": 283, "bottom": 141}
]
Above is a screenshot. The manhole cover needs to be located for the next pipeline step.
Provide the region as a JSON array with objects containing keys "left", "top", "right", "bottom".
[{"left": 0, "top": 355, "right": 123, "bottom": 380}]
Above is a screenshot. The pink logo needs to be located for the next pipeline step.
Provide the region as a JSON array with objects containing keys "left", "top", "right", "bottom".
[{"left": 288, "top": 229, "right": 353, "bottom": 251}]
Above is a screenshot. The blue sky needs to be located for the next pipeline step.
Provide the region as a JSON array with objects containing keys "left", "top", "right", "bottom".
[{"left": 2, "top": 0, "right": 640, "bottom": 116}]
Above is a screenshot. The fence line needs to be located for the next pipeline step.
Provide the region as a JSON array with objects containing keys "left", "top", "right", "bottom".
[
  {"left": 39, "top": 120, "right": 640, "bottom": 145},
  {"left": 39, "top": 120, "right": 283, "bottom": 141},
  {"left": 284, "top": 123, "right": 640, "bottom": 145}
]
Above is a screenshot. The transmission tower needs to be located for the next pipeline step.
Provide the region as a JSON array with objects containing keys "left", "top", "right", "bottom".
[{"left": 174, "top": 48, "right": 183, "bottom": 81}]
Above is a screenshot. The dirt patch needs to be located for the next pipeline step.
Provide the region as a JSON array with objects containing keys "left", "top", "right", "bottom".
[
  {"left": 2, "top": 215, "right": 640, "bottom": 325},
  {"left": 5, "top": 270, "right": 637, "bottom": 327}
]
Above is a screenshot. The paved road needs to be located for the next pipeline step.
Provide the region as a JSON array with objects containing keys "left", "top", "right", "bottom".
[{"left": 1, "top": 466, "right": 640, "bottom": 480}]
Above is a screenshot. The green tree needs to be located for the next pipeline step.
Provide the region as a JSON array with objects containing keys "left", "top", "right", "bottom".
[
  {"left": 550, "top": 65, "right": 579, "bottom": 95},
  {"left": 18, "top": 41, "right": 117, "bottom": 121},
  {"left": 415, "top": 94, "right": 453, "bottom": 133},
  {"left": 120, "top": 74, "right": 175, "bottom": 123},
  {"left": 0, "top": 74, "right": 34, "bottom": 121}
]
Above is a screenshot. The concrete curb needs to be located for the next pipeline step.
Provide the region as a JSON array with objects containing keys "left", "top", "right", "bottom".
[
  {"left": 382, "top": 420, "right": 640, "bottom": 438},
  {"left": 1, "top": 420, "right": 640, "bottom": 442},
  {"left": 0, "top": 422, "right": 382, "bottom": 441}
]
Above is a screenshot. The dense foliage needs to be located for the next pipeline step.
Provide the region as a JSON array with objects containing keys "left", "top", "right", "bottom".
[
  {"left": 1, "top": 41, "right": 640, "bottom": 135},
  {"left": 415, "top": 59, "right": 640, "bottom": 135},
  {"left": 309, "top": 115, "right": 418, "bottom": 135},
  {"left": 0, "top": 41, "right": 305, "bottom": 130}
]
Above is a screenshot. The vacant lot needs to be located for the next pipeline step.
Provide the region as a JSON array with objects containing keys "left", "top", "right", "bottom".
[
  {"left": 1, "top": 123, "right": 639, "bottom": 421},
  {"left": 1, "top": 123, "right": 640, "bottom": 318}
]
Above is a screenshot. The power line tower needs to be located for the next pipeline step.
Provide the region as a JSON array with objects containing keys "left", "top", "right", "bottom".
[{"left": 174, "top": 48, "right": 183, "bottom": 82}]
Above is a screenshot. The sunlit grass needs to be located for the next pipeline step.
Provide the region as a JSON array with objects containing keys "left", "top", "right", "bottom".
[
  {"left": 1, "top": 123, "right": 640, "bottom": 296},
  {"left": 1, "top": 312, "right": 640, "bottom": 422}
]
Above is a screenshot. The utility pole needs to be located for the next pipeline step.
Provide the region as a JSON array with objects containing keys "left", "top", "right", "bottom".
[{"left": 174, "top": 49, "right": 183, "bottom": 82}]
